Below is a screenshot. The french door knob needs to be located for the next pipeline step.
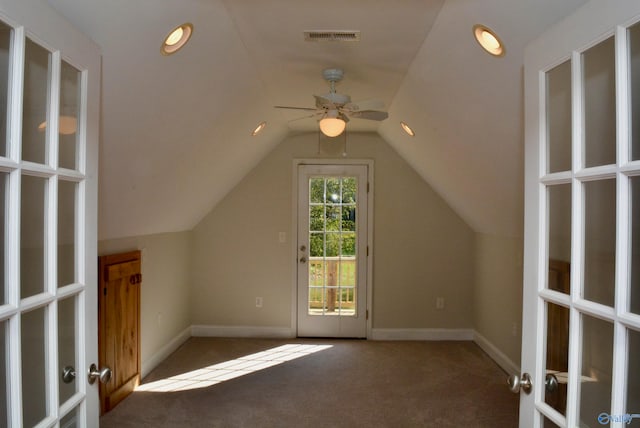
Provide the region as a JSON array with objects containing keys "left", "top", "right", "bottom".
[
  {"left": 88, "top": 363, "right": 112, "bottom": 384},
  {"left": 507, "top": 373, "right": 532, "bottom": 394},
  {"left": 545, "top": 373, "right": 559, "bottom": 392},
  {"left": 62, "top": 366, "right": 76, "bottom": 384},
  {"left": 299, "top": 256, "right": 307, "bottom": 263}
]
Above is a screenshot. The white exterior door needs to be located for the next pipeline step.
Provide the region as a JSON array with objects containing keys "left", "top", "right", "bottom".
[
  {"left": 0, "top": 1, "right": 101, "bottom": 426},
  {"left": 296, "top": 163, "right": 369, "bottom": 338},
  {"left": 521, "top": 1, "right": 640, "bottom": 427}
]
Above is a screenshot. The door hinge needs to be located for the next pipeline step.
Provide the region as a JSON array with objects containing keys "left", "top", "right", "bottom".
[
  {"left": 367, "top": 182, "right": 369, "bottom": 193},
  {"left": 366, "top": 310, "right": 369, "bottom": 320},
  {"left": 103, "top": 287, "right": 107, "bottom": 296},
  {"left": 366, "top": 246, "right": 369, "bottom": 257}
]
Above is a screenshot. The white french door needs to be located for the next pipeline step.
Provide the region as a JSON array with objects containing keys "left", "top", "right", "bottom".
[
  {"left": 521, "top": 1, "right": 640, "bottom": 427},
  {"left": 0, "top": 1, "right": 101, "bottom": 426},
  {"left": 296, "top": 163, "right": 369, "bottom": 338}
]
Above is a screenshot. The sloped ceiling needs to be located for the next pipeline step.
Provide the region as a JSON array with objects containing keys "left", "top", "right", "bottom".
[{"left": 48, "top": 0, "right": 587, "bottom": 240}]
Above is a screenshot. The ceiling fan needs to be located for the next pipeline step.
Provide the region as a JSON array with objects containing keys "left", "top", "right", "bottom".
[{"left": 274, "top": 68, "right": 389, "bottom": 137}]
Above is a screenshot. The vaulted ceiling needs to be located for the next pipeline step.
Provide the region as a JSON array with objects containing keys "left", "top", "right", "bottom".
[{"left": 48, "top": 0, "right": 587, "bottom": 240}]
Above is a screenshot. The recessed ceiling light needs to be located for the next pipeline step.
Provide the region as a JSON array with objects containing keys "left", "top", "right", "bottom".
[
  {"left": 400, "top": 121, "right": 415, "bottom": 137},
  {"left": 161, "top": 23, "right": 193, "bottom": 56},
  {"left": 252, "top": 121, "right": 267, "bottom": 136},
  {"left": 473, "top": 25, "right": 505, "bottom": 57}
]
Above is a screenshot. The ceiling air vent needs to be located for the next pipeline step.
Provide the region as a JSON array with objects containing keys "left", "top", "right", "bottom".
[{"left": 304, "top": 30, "right": 361, "bottom": 42}]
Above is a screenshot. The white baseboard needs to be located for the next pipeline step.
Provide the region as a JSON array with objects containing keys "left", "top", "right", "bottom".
[
  {"left": 473, "top": 331, "right": 520, "bottom": 375},
  {"left": 141, "top": 326, "right": 191, "bottom": 379},
  {"left": 370, "top": 328, "right": 475, "bottom": 341},
  {"left": 191, "top": 324, "right": 296, "bottom": 339}
]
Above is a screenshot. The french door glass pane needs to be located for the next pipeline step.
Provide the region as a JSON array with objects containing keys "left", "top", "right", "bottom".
[
  {"left": 0, "top": 171, "right": 6, "bottom": 305},
  {"left": 544, "top": 417, "right": 561, "bottom": 428},
  {"left": 0, "top": 22, "right": 11, "bottom": 158},
  {"left": 548, "top": 184, "right": 571, "bottom": 294},
  {"left": 22, "top": 306, "right": 47, "bottom": 427},
  {"left": 58, "top": 296, "right": 76, "bottom": 404},
  {"left": 58, "top": 180, "right": 76, "bottom": 287},
  {"left": 0, "top": 320, "right": 6, "bottom": 427},
  {"left": 630, "top": 23, "right": 640, "bottom": 161},
  {"left": 308, "top": 176, "right": 357, "bottom": 316},
  {"left": 60, "top": 406, "right": 79, "bottom": 428},
  {"left": 59, "top": 61, "right": 80, "bottom": 170},
  {"left": 580, "top": 314, "right": 613, "bottom": 428},
  {"left": 22, "top": 39, "right": 51, "bottom": 165},
  {"left": 631, "top": 176, "right": 640, "bottom": 315},
  {"left": 583, "top": 179, "right": 616, "bottom": 306},
  {"left": 546, "top": 60, "right": 572, "bottom": 173},
  {"left": 21, "top": 174, "right": 46, "bottom": 298},
  {"left": 628, "top": 328, "right": 640, "bottom": 416},
  {"left": 545, "top": 302, "right": 569, "bottom": 416},
  {"left": 583, "top": 37, "right": 616, "bottom": 168}
]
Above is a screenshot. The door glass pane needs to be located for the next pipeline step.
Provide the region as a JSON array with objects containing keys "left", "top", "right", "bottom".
[
  {"left": 579, "top": 314, "right": 613, "bottom": 427},
  {"left": 630, "top": 22, "right": 640, "bottom": 161},
  {"left": 22, "top": 306, "right": 47, "bottom": 426},
  {"left": 0, "top": 320, "right": 6, "bottom": 427},
  {"left": 548, "top": 184, "right": 571, "bottom": 294},
  {"left": 545, "top": 302, "right": 569, "bottom": 415},
  {"left": 22, "top": 39, "right": 51, "bottom": 165},
  {"left": 627, "top": 328, "right": 640, "bottom": 417},
  {"left": 546, "top": 60, "right": 572, "bottom": 173},
  {"left": 0, "top": 171, "right": 6, "bottom": 305},
  {"left": 0, "top": 22, "right": 12, "bottom": 158},
  {"left": 583, "top": 179, "right": 616, "bottom": 306},
  {"left": 583, "top": 37, "right": 616, "bottom": 167},
  {"left": 58, "top": 180, "right": 76, "bottom": 287},
  {"left": 58, "top": 296, "right": 76, "bottom": 404},
  {"left": 60, "top": 406, "right": 79, "bottom": 428},
  {"left": 543, "top": 417, "right": 561, "bottom": 428},
  {"left": 59, "top": 61, "right": 80, "bottom": 170},
  {"left": 21, "top": 175, "right": 46, "bottom": 298},
  {"left": 308, "top": 176, "right": 357, "bottom": 316},
  {"left": 631, "top": 176, "right": 640, "bottom": 315}
]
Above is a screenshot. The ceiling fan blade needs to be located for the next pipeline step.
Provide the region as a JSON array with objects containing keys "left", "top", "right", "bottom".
[
  {"left": 314, "top": 95, "right": 336, "bottom": 109},
  {"left": 344, "top": 99, "right": 385, "bottom": 112},
  {"left": 274, "top": 106, "right": 318, "bottom": 111},
  {"left": 288, "top": 111, "right": 324, "bottom": 122},
  {"left": 349, "top": 110, "right": 389, "bottom": 121}
]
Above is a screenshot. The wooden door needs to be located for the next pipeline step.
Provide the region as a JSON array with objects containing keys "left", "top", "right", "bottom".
[{"left": 98, "top": 251, "right": 141, "bottom": 414}]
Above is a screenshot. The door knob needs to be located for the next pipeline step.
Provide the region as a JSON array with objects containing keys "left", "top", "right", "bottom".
[
  {"left": 62, "top": 366, "right": 76, "bottom": 384},
  {"left": 545, "top": 373, "right": 558, "bottom": 392},
  {"left": 300, "top": 245, "right": 306, "bottom": 252},
  {"left": 507, "top": 373, "right": 532, "bottom": 394},
  {"left": 88, "top": 363, "right": 112, "bottom": 385},
  {"left": 299, "top": 256, "right": 307, "bottom": 263}
]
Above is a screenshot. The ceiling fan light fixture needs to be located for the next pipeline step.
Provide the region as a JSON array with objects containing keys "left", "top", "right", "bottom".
[
  {"left": 161, "top": 23, "right": 193, "bottom": 56},
  {"left": 473, "top": 24, "right": 505, "bottom": 57},
  {"left": 400, "top": 121, "right": 415, "bottom": 137},
  {"left": 319, "top": 111, "right": 346, "bottom": 137}
]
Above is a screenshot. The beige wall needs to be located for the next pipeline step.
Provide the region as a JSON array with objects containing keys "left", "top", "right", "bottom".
[
  {"left": 474, "top": 232, "right": 523, "bottom": 366},
  {"left": 98, "top": 231, "right": 192, "bottom": 368},
  {"left": 191, "top": 132, "right": 476, "bottom": 331}
]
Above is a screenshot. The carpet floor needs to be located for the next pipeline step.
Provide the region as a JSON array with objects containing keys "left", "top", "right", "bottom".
[{"left": 100, "top": 337, "right": 518, "bottom": 427}]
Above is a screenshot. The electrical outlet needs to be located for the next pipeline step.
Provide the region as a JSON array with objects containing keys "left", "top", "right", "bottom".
[
  {"left": 512, "top": 322, "right": 518, "bottom": 337},
  {"left": 436, "top": 297, "right": 445, "bottom": 310},
  {"left": 256, "top": 297, "right": 263, "bottom": 308}
]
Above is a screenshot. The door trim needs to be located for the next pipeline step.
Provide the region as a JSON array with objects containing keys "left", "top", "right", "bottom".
[{"left": 291, "top": 159, "right": 374, "bottom": 338}]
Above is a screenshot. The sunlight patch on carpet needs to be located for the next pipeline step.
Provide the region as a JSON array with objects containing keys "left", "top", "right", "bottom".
[{"left": 136, "top": 344, "right": 333, "bottom": 392}]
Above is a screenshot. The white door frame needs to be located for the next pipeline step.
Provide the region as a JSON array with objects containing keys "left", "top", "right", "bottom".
[
  {"left": 522, "top": 1, "right": 640, "bottom": 427},
  {"left": 0, "top": 1, "right": 100, "bottom": 425},
  {"left": 291, "top": 159, "right": 374, "bottom": 338}
]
